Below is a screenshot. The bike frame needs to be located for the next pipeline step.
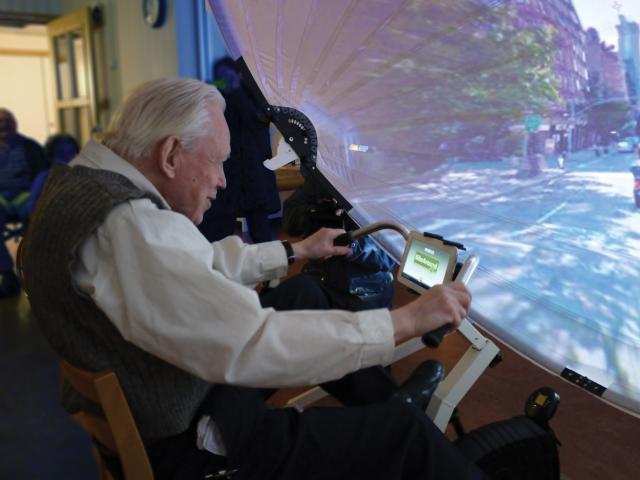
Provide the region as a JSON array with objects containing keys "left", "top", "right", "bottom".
[{"left": 285, "top": 220, "right": 500, "bottom": 433}]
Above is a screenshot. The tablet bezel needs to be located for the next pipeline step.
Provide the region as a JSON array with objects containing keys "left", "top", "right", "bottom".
[{"left": 397, "top": 231, "right": 458, "bottom": 294}]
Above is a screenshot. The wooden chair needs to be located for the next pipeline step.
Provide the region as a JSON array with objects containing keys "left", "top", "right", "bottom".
[{"left": 59, "top": 360, "right": 154, "bottom": 480}]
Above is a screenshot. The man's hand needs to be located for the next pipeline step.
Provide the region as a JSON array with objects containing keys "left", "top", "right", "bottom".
[
  {"left": 291, "top": 228, "right": 352, "bottom": 261},
  {"left": 391, "top": 283, "right": 471, "bottom": 345}
]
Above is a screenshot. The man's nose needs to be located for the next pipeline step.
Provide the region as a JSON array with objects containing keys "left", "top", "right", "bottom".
[{"left": 218, "top": 171, "right": 227, "bottom": 190}]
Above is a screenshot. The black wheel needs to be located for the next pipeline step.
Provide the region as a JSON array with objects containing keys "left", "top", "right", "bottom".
[{"left": 455, "top": 416, "right": 560, "bottom": 480}]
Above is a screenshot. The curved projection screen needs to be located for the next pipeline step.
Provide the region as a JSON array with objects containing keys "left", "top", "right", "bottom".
[{"left": 208, "top": 0, "right": 640, "bottom": 416}]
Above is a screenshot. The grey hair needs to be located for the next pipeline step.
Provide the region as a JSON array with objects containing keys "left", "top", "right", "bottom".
[{"left": 102, "top": 77, "right": 225, "bottom": 161}]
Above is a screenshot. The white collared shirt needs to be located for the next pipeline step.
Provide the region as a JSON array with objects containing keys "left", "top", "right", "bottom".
[{"left": 70, "top": 140, "right": 395, "bottom": 389}]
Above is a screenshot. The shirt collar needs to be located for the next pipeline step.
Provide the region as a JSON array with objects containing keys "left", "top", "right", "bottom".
[{"left": 70, "top": 140, "right": 171, "bottom": 210}]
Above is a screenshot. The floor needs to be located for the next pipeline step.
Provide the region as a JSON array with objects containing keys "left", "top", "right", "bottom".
[
  {"left": 2, "top": 233, "right": 640, "bottom": 479},
  {"left": 0, "top": 290, "right": 96, "bottom": 478}
]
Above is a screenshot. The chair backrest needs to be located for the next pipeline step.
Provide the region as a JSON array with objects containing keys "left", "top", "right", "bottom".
[
  {"left": 59, "top": 360, "right": 154, "bottom": 480},
  {"left": 16, "top": 236, "right": 26, "bottom": 284}
]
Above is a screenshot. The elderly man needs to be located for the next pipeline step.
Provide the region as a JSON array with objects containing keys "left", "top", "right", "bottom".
[
  {"left": 0, "top": 108, "right": 46, "bottom": 297},
  {"left": 22, "top": 78, "right": 482, "bottom": 479}
]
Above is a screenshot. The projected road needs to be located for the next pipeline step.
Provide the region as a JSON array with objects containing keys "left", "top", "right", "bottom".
[{"left": 345, "top": 147, "right": 640, "bottom": 411}]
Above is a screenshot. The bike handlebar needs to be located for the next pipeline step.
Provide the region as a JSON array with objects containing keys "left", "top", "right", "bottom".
[{"left": 334, "top": 222, "right": 477, "bottom": 350}]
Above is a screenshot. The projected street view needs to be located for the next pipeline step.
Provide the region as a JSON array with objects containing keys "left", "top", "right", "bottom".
[
  {"left": 347, "top": 0, "right": 640, "bottom": 413},
  {"left": 211, "top": 0, "right": 640, "bottom": 414},
  {"left": 319, "top": 0, "right": 640, "bottom": 414}
]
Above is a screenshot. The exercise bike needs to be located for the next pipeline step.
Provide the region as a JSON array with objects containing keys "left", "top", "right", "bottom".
[
  {"left": 289, "top": 219, "right": 561, "bottom": 480},
  {"left": 260, "top": 100, "right": 562, "bottom": 478}
]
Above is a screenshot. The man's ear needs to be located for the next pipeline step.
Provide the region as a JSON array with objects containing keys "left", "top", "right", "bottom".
[{"left": 158, "top": 135, "right": 181, "bottom": 179}]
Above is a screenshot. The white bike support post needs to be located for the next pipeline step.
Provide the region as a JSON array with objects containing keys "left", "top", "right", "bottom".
[{"left": 426, "top": 317, "right": 500, "bottom": 432}]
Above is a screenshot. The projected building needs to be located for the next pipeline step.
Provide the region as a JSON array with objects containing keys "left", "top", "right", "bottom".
[
  {"left": 509, "top": 0, "right": 587, "bottom": 106},
  {"left": 583, "top": 28, "right": 631, "bottom": 144},
  {"left": 585, "top": 28, "right": 628, "bottom": 101},
  {"left": 617, "top": 15, "right": 640, "bottom": 107},
  {"left": 507, "top": 0, "right": 588, "bottom": 149}
]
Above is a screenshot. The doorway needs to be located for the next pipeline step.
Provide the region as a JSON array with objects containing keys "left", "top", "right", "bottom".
[
  {"left": 47, "top": 8, "right": 99, "bottom": 146},
  {"left": 0, "top": 24, "right": 55, "bottom": 144}
]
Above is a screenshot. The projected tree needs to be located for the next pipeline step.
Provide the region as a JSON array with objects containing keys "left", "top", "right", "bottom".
[{"left": 418, "top": 1, "right": 558, "bottom": 159}]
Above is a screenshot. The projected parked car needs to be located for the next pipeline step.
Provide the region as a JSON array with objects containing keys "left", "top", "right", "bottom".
[
  {"left": 617, "top": 137, "right": 639, "bottom": 154},
  {"left": 616, "top": 140, "right": 633, "bottom": 153}
]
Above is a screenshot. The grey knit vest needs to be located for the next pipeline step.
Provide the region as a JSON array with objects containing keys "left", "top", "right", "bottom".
[{"left": 22, "top": 164, "right": 213, "bottom": 439}]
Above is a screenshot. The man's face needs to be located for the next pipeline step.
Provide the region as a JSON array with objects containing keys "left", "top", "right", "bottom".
[
  {"left": 166, "top": 107, "right": 230, "bottom": 225},
  {"left": 0, "top": 110, "right": 17, "bottom": 143}
]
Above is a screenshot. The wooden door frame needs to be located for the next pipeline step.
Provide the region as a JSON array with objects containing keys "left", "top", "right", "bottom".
[{"left": 47, "top": 7, "right": 97, "bottom": 143}]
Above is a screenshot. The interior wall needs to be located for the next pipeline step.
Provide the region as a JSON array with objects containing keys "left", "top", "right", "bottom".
[
  {"left": 61, "top": 0, "right": 178, "bottom": 118},
  {"left": 109, "top": 0, "right": 178, "bottom": 96},
  {"left": 56, "top": 0, "right": 235, "bottom": 125},
  {"left": 0, "top": 26, "right": 55, "bottom": 144}
]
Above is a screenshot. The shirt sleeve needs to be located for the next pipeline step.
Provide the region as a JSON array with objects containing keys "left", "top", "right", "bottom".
[
  {"left": 73, "top": 199, "right": 395, "bottom": 387},
  {"left": 210, "top": 235, "right": 289, "bottom": 285}
]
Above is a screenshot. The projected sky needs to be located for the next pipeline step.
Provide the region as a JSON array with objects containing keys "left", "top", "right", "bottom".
[
  {"left": 574, "top": 0, "right": 640, "bottom": 47},
  {"left": 210, "top": 0, "right": 640, "bottom": 416}
]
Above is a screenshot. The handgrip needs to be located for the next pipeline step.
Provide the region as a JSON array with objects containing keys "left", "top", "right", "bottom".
[
  {"left": 333, "top": 232, "right": 354, "bottom": 246},
  {"left": 422, "top": 324, "right": 451, "bottom": 348},
  {"left": 421, "top": 254, "right": 479, "bottom": 349}
]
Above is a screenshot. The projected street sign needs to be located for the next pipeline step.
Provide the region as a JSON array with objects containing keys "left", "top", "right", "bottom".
[{"left": 525, "top": 114, "right": 543, "bottom": 133}]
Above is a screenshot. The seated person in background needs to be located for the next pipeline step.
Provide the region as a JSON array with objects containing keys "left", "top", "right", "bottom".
[
  {"left": 0, "top": 108, "right": 46, "bottom": 298},
  {"left": 22, "top": 78, "right": 483, "bottom": 480},
  {"left": 28, "top": 133, "right": 80, "bottom": 213},
  {"left": 199, "top": 57, "right": 280, "bottom": 243}
]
